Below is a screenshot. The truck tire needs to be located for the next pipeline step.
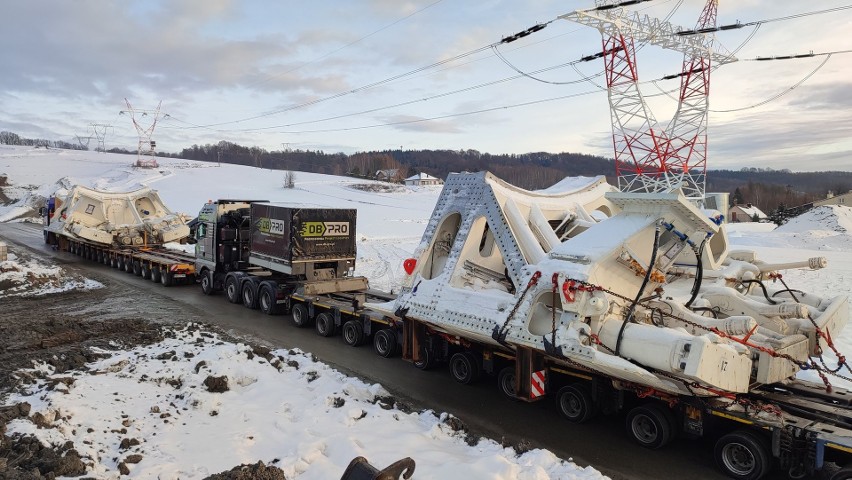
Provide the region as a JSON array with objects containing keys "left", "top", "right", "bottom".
[
  {"left": 225, "top": 275, "right": 241, "bottom": 303},
  {"left": 291, "top": 303, "right": 311, "bottom": 327},
  {"left": 498, "top": 366, "right": 517, "bottom": 399},
  {"left": 556, "top": 383, "right": 596, "bottom": 424},
  {"left": 259, "top": 284, "right": 279, "bottom": 315},
  {"left": 626, "top": 404, "right": 676, "bottom": 450},
  {"left": 125, "top": 258, "right": 134, "bottom": 273},
  {"left": 315, "top": 312, "right": 335, "bottom": 337},
  {"left": 374, "top": 329, "right": 397, "bottom": 358},
  {"left": 132, "top": 261, "right": 142, "bottom": 276},
  {"left": 449, "top": 352, "right": 481, "bottom": 384},
  {"left": 151, "top": 266, "right": 162, "bottom": 283},
  {"left": 342, "top": 320, "right": 365, "bottom": 346},
  {"left": 161, "top": 269, "right": 174, "bottom": 287},
  {"left": 830, "top": 466, "right": 852, "bottom": 480},
  {"left": 714, "top": 430, "right": 771, "bottom": 480},
  {"left": 201, "top": 270, "right": 214, "bottom": 295},
  {"left": 242, "top": 282, "right": 259, "bottom": 309},
  {"left": 140, "top": 263, "right": 151, "bottom": 280}
]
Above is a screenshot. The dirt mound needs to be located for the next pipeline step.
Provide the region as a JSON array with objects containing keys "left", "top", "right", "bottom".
[{"left": 203, "top": 461, "right": 287, "bottom": 480}]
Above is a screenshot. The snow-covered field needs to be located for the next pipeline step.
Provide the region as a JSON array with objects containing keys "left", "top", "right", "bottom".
[
  {"left": 0, "top": 250, "right": 102, "bottom": 298},
  {"left": 1, "top": 145, "right": 851, "bottom": 478}
]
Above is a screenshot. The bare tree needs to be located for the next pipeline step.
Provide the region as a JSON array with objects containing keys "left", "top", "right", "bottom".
[{"left": 283, "top": 171, "right": 296, "bottom": 189}]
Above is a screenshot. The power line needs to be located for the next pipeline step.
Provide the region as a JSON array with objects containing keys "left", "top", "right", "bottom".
[
  {"left": 676, "top": 5, "right": 852, "bottom": 35},
  {"left": 710, "top": 55, "right": 833, "bottom": 113},
  {"left": 166, "top": 20, "right": 556, "bottom": 131}
]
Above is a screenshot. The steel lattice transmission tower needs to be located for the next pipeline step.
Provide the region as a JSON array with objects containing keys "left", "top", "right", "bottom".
[
  {"left": 560, "top": 0, "right": 736, "bottom": 200},
  {"left": 90, "top": 123, "right": 113, "bottom": 153},
  {"left": 120, "top": 99, "right": 164, "bottom": 168}
]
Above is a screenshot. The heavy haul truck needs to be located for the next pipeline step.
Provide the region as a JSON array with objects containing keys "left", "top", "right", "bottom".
[
  {"left": 45, "top": 177, "right": 852, "bottom": 479},
  {"left": 41, "top": 185, "right": 196, "bottom": 285}
]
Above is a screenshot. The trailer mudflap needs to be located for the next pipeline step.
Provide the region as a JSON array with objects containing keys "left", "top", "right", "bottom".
[{"left": 303, "top": 277, "right": 368, "bottom": 295}]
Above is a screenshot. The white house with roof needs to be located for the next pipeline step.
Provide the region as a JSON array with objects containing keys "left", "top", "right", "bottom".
[
  {"left": 728, "top": 203, "right": 768, "bottom": 223},
  {"left": 404, "top": 172, "right": 443, "bottom": 186},
  {"left": 814, "top": 191, "right": 852, "bottom": 208}
]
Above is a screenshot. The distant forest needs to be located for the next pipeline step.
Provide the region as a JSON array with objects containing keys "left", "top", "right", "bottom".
[{"left": 3, "top": 131, "right": 850, "bottom": 216}]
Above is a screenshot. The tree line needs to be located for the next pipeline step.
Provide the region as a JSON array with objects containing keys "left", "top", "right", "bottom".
[{"left": 3, "top": 130, "right": 850, "bottom": 216}]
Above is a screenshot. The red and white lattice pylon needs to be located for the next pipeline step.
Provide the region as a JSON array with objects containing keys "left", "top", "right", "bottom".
[
  {"left": 561, "top": 1, "right": 735, "bottom": 201},
  {"left": 120, "top": 98, "right": 164, "bottom": 169}
]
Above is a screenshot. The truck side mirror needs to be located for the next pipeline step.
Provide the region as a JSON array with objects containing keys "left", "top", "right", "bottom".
[{"left": 38, "top": 207, "right": 45, "bottom": 216}]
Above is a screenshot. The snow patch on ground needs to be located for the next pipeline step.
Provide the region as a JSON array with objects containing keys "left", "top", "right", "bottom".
[
  {"left": 7, "top": 324, "right": 606, "bottom": 480},
  {"left": 0, "top": 251, "right": 102, "bottom": 297}
]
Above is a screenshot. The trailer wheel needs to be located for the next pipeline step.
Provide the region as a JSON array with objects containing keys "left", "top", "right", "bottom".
[
  {"left": 291, "top": 303, "right": 311, "bottom": 327},
  {"left": 140, "top": 264, "right": 151, "bottom": 280},
  {"left": 714, "top": 430, "right": 771, "bottom": 480},
  {"left": 498, "top": 366, "right": 517, "bottom": 399},
  {"left": 556, "top": 383, "right": 596, "bottom": 424},
  {"left": 132, "top": 261, "right": 142, "bottom": 276},
  {"left": 450, "top": 352, "right": 481, "bottom": 384},
  {"left": 374, "top": 329, "right": 397, "bottom": 358},
  {"left": 626, "top": 404, "right": 676, "bottom": 450},
  {"left": 242, "top": 282, "right": 259, "bottom": 309},
  {"left": 342, "top": 320, "right": 365, "bottom": 346},
  {"left": 201, "top": 270, "right": 214, "bottom": 295},
  {"left": 102, "top": 252, "right": 110, "bottom": 265},
  {"left": 96, "top": 250, "right": 104, "bottom": 264},
  {"left": 830, "top": 466, "right": 852, "bottom": 480},
  {"left": 161, "top": 269, "right": 174, "bottom": 287},
  {"left": 124, "top": 258, "right": 134, "bottom": 273},
  {"left": 259, "top": 285, "right": 279, "bottom": 315},
  {"left": 151, "top": 266, "right": 162, "bottom": 283},
  {"left": 225, "top": 276, "right": 241, "bottom": 303},
  {"left": 315, "top": 312, "right": 336, "bottom": 337}
]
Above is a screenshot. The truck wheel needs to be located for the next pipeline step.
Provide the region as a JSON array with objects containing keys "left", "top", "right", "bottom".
[
  {"left": 125, "top": 258, "right": 134, "bottom": 273},
  {"left": 450, "top": 352, "right": 481, "bottom": 384},
  {"left": 96, "top": 250, "right": 103, "bottom": 264},
  {"left": 291, "top": 303, "right": 311, "bottom": 327},
  {"left": 498, "top": 366, "right": 517, "bottom": 399},
  {"left": 201, "top": 271, "right": 214, "bottom": 295},
  {"left": 140, "top": 264, "right": 151, "bottom": 280},
  {"left": 830, "top": 466, "right": 852, "bottom": 480},
  {"left": 132, "top": 261, "right": 142, "bottom": 276},
  {"left": 161, "top": 269, "right": 174, "bottom": 287},
  {"left": 242, "top": 282, "right": 259, "bottom": 309},
  {"left": 342, "top": 320, "right": 364, "bottom": 346},
  {"left": 714, "top": 430, "right": 771, "bottom": 480},
  {"left": 225, "top": 276, "right": 240, "bottom": 303},
  {"left": 374, "top": 329, "right": 397, "bottom": 358},
  {"left": 315, "top": 312, "right": 335, "bottom": 337},
  {"left": 556, "top": 383, "right": 596, "bottom": 424},
  {"left": 259, "top": 285, "right": 279, "bottom": 315},
  {"left": 151, "top": 266, "right": 162, "bottom": 283},
  {"left": 627, "top": 404, "right": 676, "bottom": 450}
]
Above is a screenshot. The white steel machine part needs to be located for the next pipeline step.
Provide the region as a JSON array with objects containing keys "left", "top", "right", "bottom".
[{"left": 369, "top": 172, "right": 849, "bottom": 396}]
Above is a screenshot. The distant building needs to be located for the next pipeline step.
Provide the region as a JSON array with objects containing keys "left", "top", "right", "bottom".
[
  {"left": 404, "top": 172, "right": 443, "bottom": 186},
  {"left": 375, "top": 169, "right": 400, "bottom": 182},
  {"left": 814, "top": 191, "right": 852, "bottom": 207},
  {"left": 728, "top": 203, "right": 768, "bottom": 223}
]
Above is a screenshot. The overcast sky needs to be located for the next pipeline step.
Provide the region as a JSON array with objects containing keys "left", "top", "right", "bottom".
[{"left": 2, "top": 0, "right": 851, "bottom": 172}]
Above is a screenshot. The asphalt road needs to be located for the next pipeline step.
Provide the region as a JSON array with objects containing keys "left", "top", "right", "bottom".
[{"left": 0, "top": 222, "right": 729, "bottom": 480}]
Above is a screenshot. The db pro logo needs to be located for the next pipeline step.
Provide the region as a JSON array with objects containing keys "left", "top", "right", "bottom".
[{"left": 301, "top": 222, "right": 349, "bottom": 237}]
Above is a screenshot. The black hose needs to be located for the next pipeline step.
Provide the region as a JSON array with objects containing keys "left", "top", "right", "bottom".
[
  {"left": 740, "top": 279, "right": 777, "bottom": 305},
  {"left": 616, "top": 223, "right": 661, "bottom": 357},
  {"left": 685, "top": 238, "right": 708, "bottom": 308}
]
